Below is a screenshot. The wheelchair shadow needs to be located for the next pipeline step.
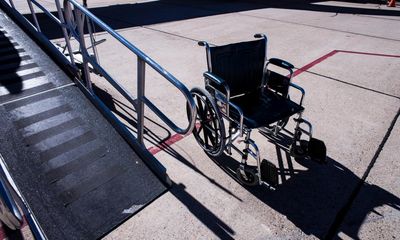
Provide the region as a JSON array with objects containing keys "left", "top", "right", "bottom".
[
  {"left": 92, "top": 84, "right": 241, "bottom": 238},
  {"left": 209, "top": 130, "right": 400, "bottom": 239}
]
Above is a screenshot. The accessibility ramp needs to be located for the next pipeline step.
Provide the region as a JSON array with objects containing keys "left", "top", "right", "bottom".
[{"left": 0, "top": 8, "right": 167, "bottom": 239}]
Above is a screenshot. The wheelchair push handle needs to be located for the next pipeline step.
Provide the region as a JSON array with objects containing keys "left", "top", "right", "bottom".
[
  {"left": 198, "top": 41, "right": 209, "bottom": 48},
  {"left": 199, "top": 33, "right": 266, "bottom": 48},
  {"left": 253, "top": 33, "right": 267, "bottom": 39},
  {"left": 268, "top": 58, "right": 295, "bottom": 70}
]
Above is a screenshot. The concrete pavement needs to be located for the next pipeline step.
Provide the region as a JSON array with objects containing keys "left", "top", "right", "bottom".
[{"left": 6, "top": 0, "right": 400, "bottom": 239}]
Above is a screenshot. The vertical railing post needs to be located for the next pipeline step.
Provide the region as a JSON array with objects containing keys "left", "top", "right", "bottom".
[
  {"left": 8, "top": 0, "right": 15, "bottom": 8},
  {"left": 26, "top": 0, "right": 41, "bottom": 32},
  {"left": 137, "top": 58, "right": 146, "bottom": 145},
  {"left": 55, "top": 0, "right": 75, "bottom": 67},
  {"left": 75, "top": 8, "right": 93, "bottom": 92}
]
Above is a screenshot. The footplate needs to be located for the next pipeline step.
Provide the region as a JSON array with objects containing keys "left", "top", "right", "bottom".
[{"left": 260, "top": 159, "right": 279, "bottom": 187}]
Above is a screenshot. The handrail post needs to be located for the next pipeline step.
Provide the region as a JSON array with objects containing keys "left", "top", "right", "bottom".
[
  {"left": 8, "top": 0, "right": 15, "bottom": 8},
  {"left": 26, "top": 0, "right": 41, "bottom": 32},
  {"left": 75, "top": 8, "right": 93, "bottom": 92},
  {"left": 137, "top": 58, "right": 146, "bottom": 145},
  {"left": 55, "top": 0, "right": 76, "bottom": 67}
]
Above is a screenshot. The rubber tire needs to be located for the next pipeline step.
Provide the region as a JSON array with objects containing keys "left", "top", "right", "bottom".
[
  {"left": 190, "top": 87, "right": 225, "bottom": 157},
  {"left": 235, "top": 166, "right": 259, "bottom": 186}
]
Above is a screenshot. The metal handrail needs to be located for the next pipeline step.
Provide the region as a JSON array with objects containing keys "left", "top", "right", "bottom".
[
  {"left": 13, "top": 0, "right": 196, "bottom": 143},
  {"left": 62, "top": 0, "right": 196, "bottom": 143},
  {"left": 0, "top": 0, "right": 195, "bottom": 238}
]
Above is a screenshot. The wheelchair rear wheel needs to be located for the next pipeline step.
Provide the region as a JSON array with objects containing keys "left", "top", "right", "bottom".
[{"left": 190, "top": 87, "right": 225, "bottom": 157}]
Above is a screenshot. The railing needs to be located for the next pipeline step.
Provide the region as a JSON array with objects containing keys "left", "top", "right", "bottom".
[
  {"left": 0, "top": 1, "right": 196, "bottom": 238},
  {"left": 5, "top": 0, "right": 197, "bottom": 145}
]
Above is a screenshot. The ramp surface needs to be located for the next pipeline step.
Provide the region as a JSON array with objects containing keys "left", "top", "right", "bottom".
[{"left": 0, "top": 9, "right": 166, "bottom": 239}]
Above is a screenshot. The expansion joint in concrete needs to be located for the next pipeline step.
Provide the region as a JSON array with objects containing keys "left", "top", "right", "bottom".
[{"left": 325, "top": 106, "right": 400, "bottom": 239}]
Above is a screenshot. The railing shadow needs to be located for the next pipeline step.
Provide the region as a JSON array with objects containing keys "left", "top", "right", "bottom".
[
  {"left": 0, "top": 26, "right": 28, "bottom": 240},
  {"left": 92, "top": 84, "right": 172, "bottom": 144},
  {"left": 94, "top": 81, "right": 400, "bottom": 238},
  {"left": 93, "top": 84, "right": 242, "bottom": 201},
  {"left": 170, "top": 181, "right": 236, "bottom": 240},
  {"left": 92, "top": 84, "right": 241, "bottom": 238},
  {"left": 0, "top": 29, "right": 22, "bottom": 95}
]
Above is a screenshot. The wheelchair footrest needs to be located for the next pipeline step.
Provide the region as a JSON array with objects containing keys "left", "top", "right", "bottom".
[
  {"left": 260, "top": 159, "right": 278, "bottom": 187},
  {"left": 308, "top": 138, "right": 327, "bottom": 163}
]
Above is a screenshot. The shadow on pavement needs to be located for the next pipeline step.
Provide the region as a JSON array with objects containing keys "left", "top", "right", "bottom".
[
  {"left": 208, "top": 130, "right": 400, "bottom": 239},
  {"left": 170, "top": 181, "right": 236, "bottom": 240},
  {"left": 0, "top": 30, "right": 22, "bottom": 94},
  {"left": 22, "top": 0, "right": 399, "bottom": 40},
  {"left": 93, "top": 83, "right": 400, "bottom": 239},
  {"left": 92, "top": 84, "right": 173, "bottom": 145},
  {"left": 92, "top": 84, "right": 240, "bottom": 239}
]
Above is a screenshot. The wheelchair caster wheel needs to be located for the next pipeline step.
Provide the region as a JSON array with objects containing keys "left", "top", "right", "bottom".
[
  {"left": 307, "top": 138, "right": 327, "bottom": 163},
  {"left": 236, "top": 165, "right": 259, "bottom": 186},
  {"left": 290, "top": 140, "right": 308, "bottom": 158}
]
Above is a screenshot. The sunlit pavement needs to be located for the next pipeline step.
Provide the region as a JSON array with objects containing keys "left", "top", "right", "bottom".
[{"left": 9, "top": 0, "right": 400, "bottom": 239}]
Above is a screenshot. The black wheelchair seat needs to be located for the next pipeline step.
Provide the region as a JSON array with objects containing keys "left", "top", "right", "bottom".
[
  {"left": 229, "top": 90, "right": 304, "bottom": 129},
  {"left": 191, "top": 34, "right": 327, "bottom": 186}
]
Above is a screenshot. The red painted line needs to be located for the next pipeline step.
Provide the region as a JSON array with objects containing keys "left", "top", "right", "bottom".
[
  {"left": 148, "top": 49, "right": 400, "bottom": 155},
  {"left": 337, "top": 50, "right": 400, "bottom": 58},
  {"left": 147, "top": 133, "right": 185, "bottom": 155},
  {"left": 292, "top": 50, "right": 338, "bottom": 77}
]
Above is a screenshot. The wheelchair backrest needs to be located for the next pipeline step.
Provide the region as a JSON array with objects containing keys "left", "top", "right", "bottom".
[{"left": 207, "top": 39, "right": 266, "bottom": 97}]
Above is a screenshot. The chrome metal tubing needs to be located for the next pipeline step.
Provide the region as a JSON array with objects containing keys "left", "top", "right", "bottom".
[
  {"left": 0, "top": 154, "right": 47, "bottom": 240},
  {"left": 74, "top": 8, "right": 93, "bottom": 92},
  {"left": 26, "top": 0, "right": 41, "bottom": 32},
  {"left": 8, "top": 0, "right": 15, "bottom": 8},
  {"left": 227, "top": 101, "right": 244, "bottom": 137},
  {"left": 246, "top": 138, "right": 262, "bottom": 185},
  {"left": 63, "top": 0, "right": 196, "bottom": 138},
  {"left": 54, "top": 0, "right": 75, "bottom": 66},
  {"left": 30, "top": 0, "right": 62, "bottom": 25},
  {"left": 137, "top": 58, "right": 146, "bottom": 144},
  {"left": 289, "top": 82, "right": 305, "bottom": 106}
]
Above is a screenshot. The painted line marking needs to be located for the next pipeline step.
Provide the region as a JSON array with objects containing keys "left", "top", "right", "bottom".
[
  {"left": 1, "top": 50, "right": 399, "bottom": 238},
  {"left": 146, "top": 50, "right": 400, "bottom": 156}
]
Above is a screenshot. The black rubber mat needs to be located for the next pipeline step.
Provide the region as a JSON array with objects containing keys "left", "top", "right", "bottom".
[{"left": 0, "top": 10, "right": 167, "bottom": 239}]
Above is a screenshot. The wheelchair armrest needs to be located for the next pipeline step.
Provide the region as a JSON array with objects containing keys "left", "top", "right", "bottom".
[
  {"left": 268, "top": 58, "right": 295, "bottom": 70},
  {"left": 203, "top": 72, "right": 231, "bottom": 98},
  {"left": 289, "top": 82, "right": 305, "bottom": 106}
]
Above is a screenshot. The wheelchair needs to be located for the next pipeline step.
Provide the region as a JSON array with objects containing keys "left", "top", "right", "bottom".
[{"left": 190, "top": 34, "right": 326, "bottom": 187}]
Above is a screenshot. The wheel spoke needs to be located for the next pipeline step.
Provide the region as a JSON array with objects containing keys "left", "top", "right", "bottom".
[
  {"left": 197, "top": 124, "right": 204, "bottom": 135},
  {"left": 196, "top": 95, "right": 206, "bottom": 119},
  {"left": 203, "top": 126, "right": 209, "bottom": 147},
  {"left": 190, "top": 88, "right": 225, "bottom": 156},
  {"left": 208, "top": 129, "right": 217, "bottom": 146}
]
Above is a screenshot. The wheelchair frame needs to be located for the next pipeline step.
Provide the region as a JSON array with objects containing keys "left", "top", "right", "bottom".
[{"left": 191, "top": 34, "right": 320, "bottom": 186}]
